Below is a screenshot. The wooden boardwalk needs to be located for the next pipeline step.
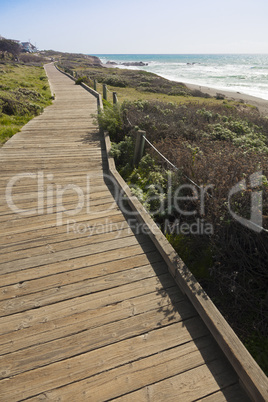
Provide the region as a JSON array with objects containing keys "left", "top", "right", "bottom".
[{"left": 0, "top": 63, "right": 253, "bottom": 401}]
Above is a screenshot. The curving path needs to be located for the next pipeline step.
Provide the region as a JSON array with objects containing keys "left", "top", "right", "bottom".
[{"left": 0, "top": 64, "right": 252, "bottom": 401}]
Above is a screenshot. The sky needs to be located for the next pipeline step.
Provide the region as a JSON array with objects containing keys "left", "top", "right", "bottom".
[{"left": 0, "top": 0, "right": 268, "bottom": 54}]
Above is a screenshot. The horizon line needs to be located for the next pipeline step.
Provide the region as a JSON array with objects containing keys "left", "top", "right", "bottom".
[{"left": 91, "top": 53, "right": 268, "bottom": 55}]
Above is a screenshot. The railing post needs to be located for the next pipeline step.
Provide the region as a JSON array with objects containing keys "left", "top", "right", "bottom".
[
  {"left": 113, "top": 92, "right": 118, "bottom": 105},
  {"left": 94, "top": 79, "right": 97, "bottom": 91},
  {"left": 103, "top": 84, "right": 107, "bottom": 101},
  {"left": 133, "top": 130, "right": 146, "bottom": 167},
  {"left": 97, "top": 94, "right": 103, "bottom": 113}
]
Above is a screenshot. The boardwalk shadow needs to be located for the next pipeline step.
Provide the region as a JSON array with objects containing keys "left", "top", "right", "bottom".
[
  {"left": 105, "top": 181, "right": 246, "bottom": 400},
  {"left": 124, "top": 218, "right": 246, "bottom": 400},
  {"left": 80, "top": 131, "right": 105, "bottom": 147},
  {"left": 81, "top": 131, "right": 108, "bottom": 172}
]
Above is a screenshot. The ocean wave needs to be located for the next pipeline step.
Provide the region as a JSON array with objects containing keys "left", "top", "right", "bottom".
[{"left": 94, "top": 54, "right": 268, "bottom": 101}]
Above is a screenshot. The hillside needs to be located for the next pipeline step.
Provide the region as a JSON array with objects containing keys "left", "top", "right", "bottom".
[{"left": 41, "top": 50, "right": 102, "bottom": 68}]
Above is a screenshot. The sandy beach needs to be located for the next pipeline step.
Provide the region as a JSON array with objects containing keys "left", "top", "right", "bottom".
[{"left": 186, "top": 82, "right": 268, "bottom": 116}]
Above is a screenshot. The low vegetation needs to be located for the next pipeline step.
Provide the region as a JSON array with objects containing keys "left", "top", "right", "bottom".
[{"left": 0, "top": 57, "right": 53, "bottom": 144}]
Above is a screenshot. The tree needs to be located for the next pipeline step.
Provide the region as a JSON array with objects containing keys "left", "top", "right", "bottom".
[{"left": 0, "top": 39, "right": 21, "bottom": 58}]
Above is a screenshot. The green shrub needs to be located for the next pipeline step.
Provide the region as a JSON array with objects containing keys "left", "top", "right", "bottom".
[
  {"left": 103, "top": 76, "right": 127, "bottom": 87},
  {"left": 97, "top": 103, "right": 123, "bottom": 142},
  {"left": 75, "top": 76, "right": 93, "bottom": 87},
  {"left": 110, "top": 135, "right": 134, "bottom": 167}
]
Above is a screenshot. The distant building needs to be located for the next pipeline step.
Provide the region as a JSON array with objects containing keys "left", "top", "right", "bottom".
[
  {"left": 0, "top": 36, "right": 37, "bottom": 53},
  {"left": 20, "top": 42, "right": 37, "bottom": 53}
]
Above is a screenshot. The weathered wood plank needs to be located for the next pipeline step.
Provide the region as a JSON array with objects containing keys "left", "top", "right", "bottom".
[
  {"left": 0, "top": 298, "right": 197, "bottom": 378},
  {"left": 0, "top": 213, "right": 126, "bottom": 248},
  {"left": 0, "top": 209, "right": 122, "bottom": 237},
  {"left": 0, "top": 248, "right": 163, "bottom": 300},
  {"left": 0, "top": 223, "right": 133, "bottom": 263},
  {"left": 0, "top": 235, "right": 152, "bottom": 277},
  {"left": 0, "top": 318, "right": 208, "bottom": 401},
  {"left": 0, "top": 263, "right": 171, "bottom": 316},
  {"left": 28, "top": 336, "right": 225, "bottom": 402},
  {"left": 0, "top": 286, "right": 182, "bottom": 355},
  {"left": 0, "top": 244, "right": 157, "bottom": 287},
  {"left": 0, "top": 215, "right": 128, "bottom": 257},
  {"left": 0, "top": 272, "right": 172, "bottom": 336},
  {"left": 112, "top": 360, "right": 242, "bottom": 402},
  {"left": 198, "top": 383, "right": 251, "bottom": 401}
]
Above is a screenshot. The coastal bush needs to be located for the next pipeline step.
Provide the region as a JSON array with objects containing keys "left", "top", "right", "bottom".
[
  {"left": 75, "top": 75, "right": 93, "bottom": 87},
  {"left": 216, "top": 93, "right": 225, "bottom": 100},
  {"left": 0, "top": 39, "right": 21, "bottom": 59},
  {"left": 110, "top": 135, "right": 134, "bottom": 168},
  {"left": 191, "top": 89, "right": 212, "bottom": 98},
  {"left": 103, "top": 76, "right": 127, "bottom": 88},
  {"left": 19, "top": 53, "right": 48, "bottom": 65},
  {"left": 53, "top": 53, "right": 103, "bottom": 71},
  {"left": 202, "top": 118, "right": 268, "bottom": 154},
  {"left": 168, "top": 88, "right": 188, "bottom": 96},
  {"left": 97, "top": 102, "right": 123, "bottom": 142}
]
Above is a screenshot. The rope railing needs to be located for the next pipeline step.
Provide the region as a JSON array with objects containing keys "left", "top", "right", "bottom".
[
  {"left": 143, "top": 136, "right": 178, "bottom": 171},
  {"left": 143, "top": 135, "right": 205, "bottom": 192}
]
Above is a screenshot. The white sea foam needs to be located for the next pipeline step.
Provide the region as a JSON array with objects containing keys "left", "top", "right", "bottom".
[{"left": 96, "top": 54, "right": 268, "bottom": 100}]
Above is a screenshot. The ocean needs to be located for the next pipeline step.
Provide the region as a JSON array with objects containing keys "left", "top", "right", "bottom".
[{"left": 94, "top": 54, "right": 268, "bottom": 101}]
